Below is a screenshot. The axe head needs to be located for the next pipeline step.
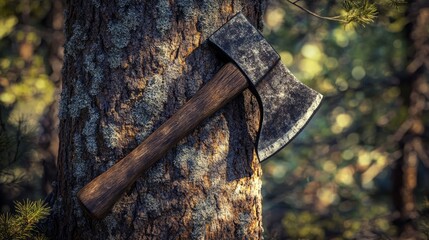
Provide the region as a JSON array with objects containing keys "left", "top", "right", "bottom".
[{"left": 209, "top": 13, "right": 323, "bottom": 161}]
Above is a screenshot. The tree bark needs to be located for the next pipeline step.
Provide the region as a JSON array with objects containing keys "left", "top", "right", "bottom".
[{"left": 48, "top": 0, "right": 265, "bottom": 239}]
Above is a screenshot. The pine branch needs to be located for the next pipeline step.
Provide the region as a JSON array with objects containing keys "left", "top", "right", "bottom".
[
  {"left": 0, "top": 109, "right": 35, "bottom": 189},
  {"left": 342, "top": 0, "right": 377, "bottom": 26},
  {"left": 284, "top": 0, "right": 347, "bottom": 23},
  {"left": 0, "top": 199, "right": 50, "bottom": 240},
  {"left": 284, "top": 0, "right": 406, "bottom": 26}
]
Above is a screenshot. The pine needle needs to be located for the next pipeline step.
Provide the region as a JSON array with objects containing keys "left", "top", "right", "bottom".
[
  {"left": 284, "top": 0, "right": 406, "bottom": 27},
  {"left": 342, "top": 0, "right": 378, "bottom": 26},
  {"left": 0, "top": 199, "right": 50, "bottom": 240}
]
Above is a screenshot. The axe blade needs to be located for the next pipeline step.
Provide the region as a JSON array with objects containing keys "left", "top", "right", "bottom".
[
  {"left": 209, "top": 13, "right": 323, "bottom": 162},
  {"left": 256, "top": 63, "right": 323, "bottom": 161}
]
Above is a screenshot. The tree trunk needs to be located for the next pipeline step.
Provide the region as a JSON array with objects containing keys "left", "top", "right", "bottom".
[
  {"left": 392, "top": 0, "right": 429, "bottom": 237},
  {"left": 48, "top": 0, "right": 265, "bottom": 239}
]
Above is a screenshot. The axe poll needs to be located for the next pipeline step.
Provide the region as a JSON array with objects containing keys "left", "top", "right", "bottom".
[{"left": 77, "top": 13, "right": 323, "bottom": 219}]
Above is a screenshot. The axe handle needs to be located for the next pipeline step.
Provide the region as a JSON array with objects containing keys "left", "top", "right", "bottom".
[{"left": 77, "top": 63, "right": 248, "bottom": 218}]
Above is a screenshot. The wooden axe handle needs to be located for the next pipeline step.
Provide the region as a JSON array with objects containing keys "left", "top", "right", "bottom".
[{"left": 77, "top": 63, "right": 248, "bottom": 218}]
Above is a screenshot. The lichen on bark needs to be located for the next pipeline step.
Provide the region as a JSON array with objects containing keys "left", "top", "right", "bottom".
[{"left": 50, "top": 0, "right": 266, "bottom": 239}]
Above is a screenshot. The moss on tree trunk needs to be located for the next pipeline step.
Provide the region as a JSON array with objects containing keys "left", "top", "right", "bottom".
[{"left": 49, "top": 0, "right": 266, "bottom": 239}]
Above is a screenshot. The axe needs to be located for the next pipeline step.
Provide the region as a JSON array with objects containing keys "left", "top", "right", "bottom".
[{"left": 78, "top": 13, "right": 323, "bottom": 219}]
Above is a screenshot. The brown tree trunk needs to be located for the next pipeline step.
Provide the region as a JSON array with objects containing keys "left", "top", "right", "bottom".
[
  {"left": 48, "top": 0, "right": 265, "bottom": 239},
  {"left": 392, "top": 0, "right": 429, "bottom": 238}
]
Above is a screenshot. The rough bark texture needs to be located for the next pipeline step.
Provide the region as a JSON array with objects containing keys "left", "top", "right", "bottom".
[{"left": 49, "top": 0, "right": 265, "bottom": 239}]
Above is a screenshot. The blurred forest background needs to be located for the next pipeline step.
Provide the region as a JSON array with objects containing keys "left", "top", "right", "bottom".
[{"left": 0, "top": 0, "right": 428, "bottom": 239}]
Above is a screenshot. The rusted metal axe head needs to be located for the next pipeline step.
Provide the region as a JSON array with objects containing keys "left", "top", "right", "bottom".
[{"left": 209, "top": 13, "right": 323, "bottom": 161}]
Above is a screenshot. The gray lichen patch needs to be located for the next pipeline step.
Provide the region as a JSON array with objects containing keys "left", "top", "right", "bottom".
[
  {"left": 177, "top": 0, "right": 197, "bottom": 20},
  {"left": 200, "top": 114, "right": 229, "bottom": 149},
  {"left": 73, "top": 133, "right": 83, "bottom": 161},
  {"left": 108, "top": 22, "right": 131, "bottom": 49},
  {"left": 173, "top": 118, "right": 228, "bottom": 182},
  {"left": 213, "top": 201, "right": 233, "bottom": 223},
  {"left": 191, "top": 194, "right": 216, "bottom": 239},
  {"left": 64, "top": 23, "right": 87, "bottom": 59},
  {"left": 185, "top": 74, "right": 203, "bottom": 98},
  {"left": 72, "top": 133, "right": 88, "bottom": 179},
  {"left": 68, "top": 79, "right": 91, "bottom": 118},
  {"left": 146, "top": 158, "right": 169, "bottom": 184},
  {"left": 237, "top": 212, "right": 252, "bottom": 238},
  {"left": 107, "top": 48, "right": 123, "bottom": 69},
  {"left": 83, "top": 106, "right": 100, "bottom": 154},
  {"left": 105, "top": 5, "right": 144, "bottom": 69},
  {"left": 83, "top": 47, "right": 105, "bottom": 96},
  {"left": 187, "top": 149, "right": 209, "bottom": 183},
  {"left": 103, "top": 215, "right": 119, "bottom": 238},
  {"left": 142, "top": 74, "right": 169, "bottom": 112},
  {"left": 142, "top": 193, "right": 162, "bottom": 218},
  {"left": 121, "top": 6, "right": 141, "bottom": 31},
  {"left": 74, "top": 161, "right": 86, "bottom": 179},
  {"left": 132, "top": 74, "right": 170, "bottom": 142},
  {"left": 196, "top": 0, "right": 221, "bottom": 39},
  {"left": 133, "top": 112, "right": 152, "bottom": 144},
  {"left": 155, "top": 0, "right": 172, "bottom": 36},
  {"left": 191, "top": 114, "right": 229, "bottom": 178},
  {"left": 102, "top": 122, "right": 121, "bottom": 149},
  {"left": 173, "top": 144, "right": 191, "bottom": 178}
]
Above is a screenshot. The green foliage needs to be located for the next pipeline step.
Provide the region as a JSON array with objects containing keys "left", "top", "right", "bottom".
[
  {"left": 282, "top": 211, "right": 325, "bottom": 238},
  {"left": 0, "top": 0, "right": 56, "bottom": 210},
  {"left": 0, "top": 0, "right": 55, "bottom": 126},
  {"left": 0, "top": 199, "right": 50, "bottom": 240},
  {"left": 0, "top": 107, "right": 35, "bottom": 191},
  {"left": 342, "top": 0, "right": 378, "bottom": 26}
]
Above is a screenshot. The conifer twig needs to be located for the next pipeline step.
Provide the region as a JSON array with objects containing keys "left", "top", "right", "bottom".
[{"left": 284, "top": 0, "right": 346, "bottom": 23}]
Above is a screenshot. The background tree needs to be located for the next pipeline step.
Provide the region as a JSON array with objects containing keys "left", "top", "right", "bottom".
[
  {"left": 47, "top": 1, "right": 265, "bottom": 239},
  {"left": 392, "top": 0, "right": 429, "bottom": 237},
  {"left": 263, "top": 0, "right": 429, "bottom": 238}
]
